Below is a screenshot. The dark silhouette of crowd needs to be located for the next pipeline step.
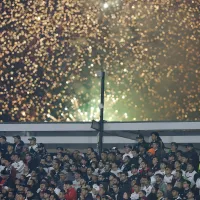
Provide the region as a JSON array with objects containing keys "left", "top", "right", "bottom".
[{"left": 0, "top": 132, "right": 200, "bottom": 200}]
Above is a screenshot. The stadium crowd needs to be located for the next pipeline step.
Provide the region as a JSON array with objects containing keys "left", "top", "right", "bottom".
[{"left": 0, "top": 132, "right": 200, "bottom": 200}]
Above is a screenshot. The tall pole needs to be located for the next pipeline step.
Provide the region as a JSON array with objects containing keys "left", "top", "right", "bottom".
[{"left": 98, "top": 71, "right": 105, "bottom": 154}]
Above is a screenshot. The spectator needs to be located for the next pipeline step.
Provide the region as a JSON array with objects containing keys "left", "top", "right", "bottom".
[
  {"left": 6, "top": 191, "right": 15, "bottom": 200},
  {"left": 0, "top": 136, "right": 8, "bottom": 156},
  {"left": 130, "top": 183, "right": 140, "bottom": 200},
  {"left": 64, "top": 180, "right": 77, "bottom": 200},
  {"left": 110, "top": 162, "right": 121, "bottom": 176},
  {"left": 25, "top": 152, "right": 38, "bottom": 172},
  {"left": 138, "top": 190, "right": 148, "bottom": 200},
  {"left": 37, "top": 143, "right": 47, "bottom": 158},
  {"left": 168, "top": 153, "right": 176, "bottom": 169},
  {"left": 100, "top": 151, "right": 108, "bottom": 163},
  {"left": 110, "top": 147, "right": 120, "bottom": 155},
  {"left": 147, "top": 148, "right": 155, "bottom": 157},
  {"left": 155, "top": 174, "right": 167, "bottom": 196},
  {"left": 156, "top": 189, "right": 165, "bottom": 200},
  {"left": 2, "top": 156, "right": 16, "bottom": 181},
  {"left": 123, "top": 145, "right": 133, "bottom": 160},
  {"left": 89, "top": 172, "right": 99, "bottom": 188},
  {"left": 164, "top": 166, "right": 174, "bottom": 184},
  {"left": 152, "top": 142, "right": 166, "bottom": 160},
  {"left": 166, "top": 182, "right": 173, "bottom": 199},
  {"left": 170, "top": 142, "right": 179, "bottom": 155},
  {"left": 185, "top": 144, "right": 199, "bottom": 172},
  {"left": 13, "top": 135, "right": 24, "bottom": 154},
  {"left": 139, "top": 160, "right": 150, "bottom": 176},
  {"left": 28, "top": 137, "right": 38, "bottom": 156},
  {"left": 150, "top": 132, "right": 165, "bottom": 149},
  {"left": 185, "top": 162, "right": 197, "bottom": 188},
  {"left": 128, "top": 164, "right": 140, "bottom": 183},
  {"left": 181, "top": 153, "right": 189, "bottom": 171},
  {"left": 131, "top": 148, "right": 139, "bottom": 166},
  {"left": 58, "top": 190, "right": 65, "bottom": 200},
  {"left": 150, "top": 156, "right": 160, "bottom": 174},
  {"left": 26, "top": 189, "right": 39, "bottom": 200},
  {"left": 43, "top": 190, "right": 51, "bottom": 200},
  {"left": 186, "top": 190, "right": 199, "bottom": 200},
  {"left": 107, "top": 152, "right": 116, "bottom": 163},
  {"left": 96, "top": 186, "right": 108, "bottom": 199},
  {"left": 79, "top": 187, "right": 93, "bottom": 200},
  {"left": 174, "top": 170, "right": 184, "bottom": 187},
  {"left": 5, "top": 143, "right": 14, "bottom": 160},
  {"left": 1, "top": 170, "right": 15, "bottom": 189},
  {"left": 123, "top": 192, "right": 131, "bottom": 200},
  {"left": 101, "top": 163, "right": 111, "bottom": 182},
  {"left": 172, "top": 161, "right": 186, "bottom": 177},
  {"left": 73, "top": 171, "right": 82, "bottom": 190},
  {"left": 138, "top": 144, "right": 148, "bottom": 159},
  {"left": 142, "top": 176, "right": 153, "bottom": 197},
  {"left": 172, "top": 187, "right": 182, "bottom": 200},
  {"left": 121, "top": 156, "right": 131, "bottom": 172},
  {"left": 11, "top": 153, "right": 25, "bottom": 178},
  {"left": 119, "top": 171, "right": 131, "bottom": 194},
  {"left": 181, "top": 180, "right": 191, "bottom": 200},
  {"left": 155, "top": 162, "right": 166, "bottom": 176},
  {"left": 110, "top": 184, "right": 123, "bottom": 200},
  {"left": 0, "top": 157, "right": 6, "bottom": 174},
  {"left": 56, "top": 171, "right": 67, "bottom": 190},
  {"left": 134, "top": 134, "right": 148, "bottom": 151}
]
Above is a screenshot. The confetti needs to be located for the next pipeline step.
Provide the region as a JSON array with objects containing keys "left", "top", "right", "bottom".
[{"left": 0, "top": 0, "right": 199, "bottom": 122}]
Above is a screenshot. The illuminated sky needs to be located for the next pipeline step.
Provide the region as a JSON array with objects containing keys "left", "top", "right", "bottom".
[{"left": 0, "top": 0, "right": 199, "bottom": 122}]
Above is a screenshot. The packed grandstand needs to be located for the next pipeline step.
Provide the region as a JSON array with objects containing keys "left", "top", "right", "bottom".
[{"left": 0, "top": 132, "right": 199, "bottom": 200}]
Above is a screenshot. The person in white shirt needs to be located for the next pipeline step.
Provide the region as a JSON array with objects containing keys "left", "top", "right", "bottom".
[
  {"left": 185, "top": 162, "right": 197, "bottom": 188},
  {"left": 110, "top": 162, "right": 121, "bottom": 177},
  {"left": 73, "top": 171, "right": 82, "bottom": 190},
  {"left": 142, "top": 176, "right": 153, "bottom": 197},
  {"left": 123, "top": 144, "right": 133, "bottom": 160},
  {"left": 0, "top": 157, "right": 5, "bottom": 174},
  {"left": 131, "top": 183, "right": 140, "bottom": 200},
  {"left": 172, "top": 160, "right": 186, "bottom": 178},
  {"left": 164, "top": 166, "right": 174, "bottom": 184},
  {"left": 152, "top": 162, "right": 166, "bottom": 185},
  {"left": 11, "top": 153, "right": 25, "bottom": 179}
]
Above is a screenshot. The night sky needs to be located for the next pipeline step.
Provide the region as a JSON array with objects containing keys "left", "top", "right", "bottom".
[{"left": 0, "top": 0, "right": 199, "bottom": 122}]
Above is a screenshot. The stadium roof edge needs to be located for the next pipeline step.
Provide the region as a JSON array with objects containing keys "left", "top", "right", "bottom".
[{"left": 0, "top": 122, "right": 200, "bottom": 132}]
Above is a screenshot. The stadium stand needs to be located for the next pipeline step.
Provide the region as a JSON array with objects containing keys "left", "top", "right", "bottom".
[{"left": 0, "top": 128, "right": 200, "bottom": 200}]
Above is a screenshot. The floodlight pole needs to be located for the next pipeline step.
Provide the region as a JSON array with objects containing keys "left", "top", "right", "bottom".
[{"left": 98, "top": 71, "right": 105, "bottom": 154}]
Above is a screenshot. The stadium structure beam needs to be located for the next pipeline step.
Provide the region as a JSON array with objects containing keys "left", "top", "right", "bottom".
[{"left": 0, "top": 121, "right": 200, "bottom": 132}]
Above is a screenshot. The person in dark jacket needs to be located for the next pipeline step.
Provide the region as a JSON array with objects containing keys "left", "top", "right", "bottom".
[
  {"left": 150, "top": 132, "right": 165, "bottom": 149},
  {"left": 122, "top": 192, "right": 131, "bottom": 200},
  {"left": 119, "top": 171, "right": 131, "bottom": 194},
  {"left": 120, "top": 156, "right": 131, "bottom": 172},
  {"left": 148, "top": 187, "right": 157, "bottom": 200},
  {"left": 134, "top": 134, "right": 149, "bottom": 151},
  {"left": 26, "top": 189, "right": 39, "bottom": 200},
  {"left": 109, "top": 184, "right": 123, "bottom": 200},
  {"left": 13, "top": 135, "right": 24, "bottom": 154},
  {"left": 185, "top": 143, "right": 199, "bottom": 172},
  {"left": 0, "top": 136, "right": 8, "bottom": 156},
  {"left": 79, "top": 187, "right": 93, "bottom": 200},
  {"left": 1, "top": 170, "right": 15, "bottom": 189},
  {"left": 5, "top": 143, "right": 14, "bottom": 160},
  {"left": 156, "top": 189, "right": 165, "bottom": 200}
]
